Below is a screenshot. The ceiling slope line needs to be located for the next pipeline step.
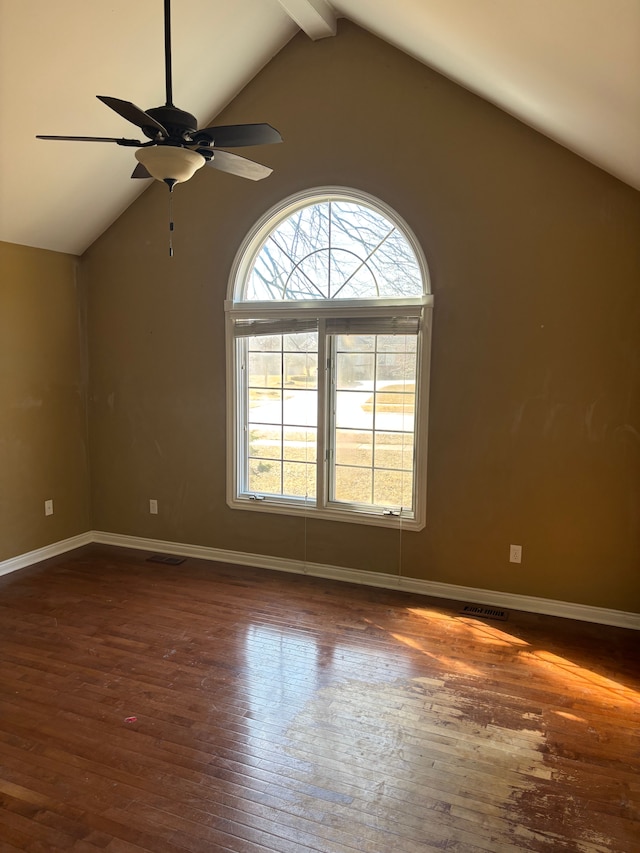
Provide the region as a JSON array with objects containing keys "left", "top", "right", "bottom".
[{"left": 277, "top": 0, "right": 338, "bottom": 40}]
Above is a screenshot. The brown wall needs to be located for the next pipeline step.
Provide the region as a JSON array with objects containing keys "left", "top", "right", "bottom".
[
  {"left": 0, "top": 241, "right": 90, "bottom": 560},
  {"left": 83, "top": 22, "right": 640, "bottom": 611}
]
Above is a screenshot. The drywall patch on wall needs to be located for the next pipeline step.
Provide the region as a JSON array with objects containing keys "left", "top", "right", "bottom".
[{"left": 11, "top": 397, "right": 43, "bottom": 409}]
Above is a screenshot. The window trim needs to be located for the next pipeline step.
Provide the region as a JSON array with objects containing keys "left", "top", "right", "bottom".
[{"left": 225, "top": 187, "right": 433, "bottom": 531}]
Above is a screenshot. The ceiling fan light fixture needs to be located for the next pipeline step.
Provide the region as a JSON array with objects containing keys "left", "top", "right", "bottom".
[{"left": 135, "top": 145, "right": 205, "bottom": 184}]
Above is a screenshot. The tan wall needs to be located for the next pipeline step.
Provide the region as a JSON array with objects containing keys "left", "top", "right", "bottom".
[
  {"left": 83, "top": 22, "right": 640, "bottom": 612},
  {"left": 0, "top": 241, "right": 90, "bottom": 560}
]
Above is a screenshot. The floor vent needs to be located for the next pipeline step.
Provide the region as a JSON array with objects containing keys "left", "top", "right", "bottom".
[
  {"left": 146, "top": 554, "right": 186, "bottom": 566},
  {"left": 460, "top": 604, "right": 509, "bottom": 621}
]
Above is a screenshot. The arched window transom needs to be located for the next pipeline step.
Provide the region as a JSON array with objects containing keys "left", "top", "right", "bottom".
[{"left": 243, "top": 200, "right": 424, "bottom": 302}]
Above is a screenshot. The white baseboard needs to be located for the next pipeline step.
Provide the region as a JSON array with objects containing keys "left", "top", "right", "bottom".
[
  {"left": 0, "top": 532, "right": 93, "bottom": 578},
  {"left": 92, "top": 531, "right": 640, "bottom": 631},
  {"left": 2, "top": 530, "right": 638, "bottom": 631}
]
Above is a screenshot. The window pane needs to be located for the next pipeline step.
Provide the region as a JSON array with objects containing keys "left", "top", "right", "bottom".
[
  {"left": 336, "top": 353, "right": 375, "bottom": 389},
  {"left": 376, "top": 351, "right": 416, "bottom": 383},
  {"left": 247, "top": 242, "right": 291, "bottom": 301},
  {"left": 249, "top": 389, "right": 282, "bottom": 424},
  {"left": 336, "top": 390, "right": 374, "bottom": 429},
  {"left": 243, "top": 331, "right": 318, "bottom": 500},
  {"left": 374, "top": 431, "right": 414, "bottom": 471},
  {"left": 286, "top": 253, "right": 330, "bottom": 300},
  {"left": 283, "top": 389, "right": 317, "bottom": 427},
  {"left": 372, "top": 393, "right": 415, "bottom": 432},
  {"left": 330, "top": 275, "right": 378, "bottom": 300},
  {"left": 248, "top": 425, "right": 281, "bottom": 460},
  {"left": 274, "top": 203, "right": 330, "bottom": 260},
  {"left": 373, "top": 470, "right": 413, "bottom": 508},
  {"left": 248, "top": 352, "right": 281, "bottom": 388},
  {"left": 328, "top": 249, "right": 378, "bottom": 300},
  {"left": 249, "top": 460, "right": 282, "bottom": 494},
  {"left": 331, "top": 331, "right": 418, "bottom": 513},
  {"left": 367, "top": 230, "right": 423, "bottom": 298},
  {"left": 283, "top": 427, "right": 317, "bottom": 462},
  {"left": 283, "top": 462, "right": 316, "bottom": 498},
  {"left": 334, "top": 466, "right": 372, "bottom": 504},
  {"left": 284, "top": 351, "right": 317, "bottom": 389},
  {"left": 335, "top": 429, "right": 372, "bottom": 467},
  {"left": 330, "top": 202, "right": 394, "bottom": 256}
]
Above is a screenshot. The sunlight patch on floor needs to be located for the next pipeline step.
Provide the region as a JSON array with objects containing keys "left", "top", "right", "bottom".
[{"left": 406, "top": 607, "right": 640, "bottom": 707}]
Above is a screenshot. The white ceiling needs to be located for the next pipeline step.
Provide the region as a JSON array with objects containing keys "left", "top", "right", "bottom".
[{"left": 1, "top": 0, "right": 638, "bottom": 256}]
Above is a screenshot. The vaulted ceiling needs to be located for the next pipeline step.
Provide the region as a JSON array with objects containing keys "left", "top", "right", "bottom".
[{"left": 1, "top": 0, "right": 638, "bottom": 256}]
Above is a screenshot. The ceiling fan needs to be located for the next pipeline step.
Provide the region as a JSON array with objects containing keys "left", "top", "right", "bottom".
[{"left": 36, "top": 0, "right": 282, "bottom": 191}]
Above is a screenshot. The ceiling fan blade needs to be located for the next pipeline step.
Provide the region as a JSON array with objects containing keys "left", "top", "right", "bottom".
[
  {"left": 131, "top": 162, "right": 152, "bottom": 179},
  {"left": 97, "top": 96, "right": 168, "bottom": 136},
  {"left": 202, "top": 149, "right": 273, "bottom": 181},
  {"left": 194, "top": 123, "right": 282, "bottom": 148},
  {"left": 36, "top": 135, "right": 143, "bottom": 146}
]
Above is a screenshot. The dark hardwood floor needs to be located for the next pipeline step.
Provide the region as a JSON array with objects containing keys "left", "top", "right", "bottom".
[{"left": 0, "top": 545, "right": 638, "bottom": 852}]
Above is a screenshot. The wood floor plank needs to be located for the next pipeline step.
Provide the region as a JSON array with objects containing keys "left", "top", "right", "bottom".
[{"left": 0, "top": 545, "right": 638, "bottom": 852}]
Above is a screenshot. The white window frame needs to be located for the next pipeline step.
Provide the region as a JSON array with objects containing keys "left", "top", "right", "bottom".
[{"left": 225, "top": 187, "right": 433, "bottom": 531}]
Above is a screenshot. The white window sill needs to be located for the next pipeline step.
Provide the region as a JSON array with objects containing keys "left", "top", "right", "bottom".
[{"left": 227, "top": 495, "right": 425, "bottom": 531}]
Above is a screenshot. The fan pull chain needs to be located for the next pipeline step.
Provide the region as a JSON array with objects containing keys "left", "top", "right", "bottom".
[{"left": 168, "top": 182, "right": 175, "bottom": 257}]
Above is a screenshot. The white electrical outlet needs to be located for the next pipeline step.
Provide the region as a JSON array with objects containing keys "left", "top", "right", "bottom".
[
  {"left": 509, "top": 544, "right": 522, "bottom": 563},
  {"left": 149, "top": 499, "right": 158, "bottom": 515},
  {"left": 44, "top": 499, "right": 54, "bottom": 516}
]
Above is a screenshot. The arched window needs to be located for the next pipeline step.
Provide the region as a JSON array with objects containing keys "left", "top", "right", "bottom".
[{"left": 225, "top": 188, "right": 432, "bottom": 529}]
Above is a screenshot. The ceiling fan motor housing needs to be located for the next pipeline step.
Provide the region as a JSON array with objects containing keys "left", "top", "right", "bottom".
[{"left": 144, "top": 105, "right": 199, "bottom": 142}]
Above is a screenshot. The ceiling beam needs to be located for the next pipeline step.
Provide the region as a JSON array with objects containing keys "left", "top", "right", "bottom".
[{"left": 277, "top": 0, "right": 337, "bottom": 40}]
